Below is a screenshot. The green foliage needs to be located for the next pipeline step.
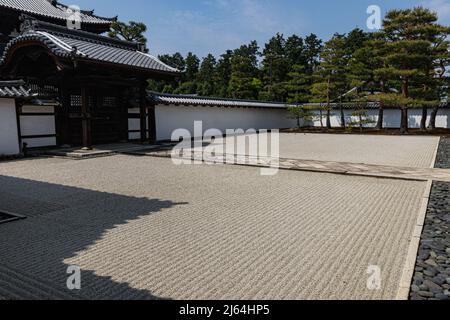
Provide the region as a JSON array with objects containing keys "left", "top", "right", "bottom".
[
  {"left": 311, "top": 33, "right": 349, "bottom": 105},
  {"left": 173, "top": 81, "right": 197, "bottom": 95},
  {"left": 145, "top": 4, "right": 449, "bottom": 130},
  {"left": 184, "top": 52, "right": 200, "bottom": 81},
  {"left": 287, "top": 105, "right": 314, "bottom": 127},
  {"left": 228, "top": 41, "right": 261, "bottom": 99},
  {"left": 108, "top": 21, "right": 148, "bottom": 50},
  {"left": 159, "top": 52, "right": 186, "bottom": 71},
  {"left": 146, "top": 32, "right": 322, "bottom": 101},
  {"left": 348, "top": 108, "right": 376, "bottom": 132},
  {"left": 286, "top": 64, "right": 311, "bottom": 103}
]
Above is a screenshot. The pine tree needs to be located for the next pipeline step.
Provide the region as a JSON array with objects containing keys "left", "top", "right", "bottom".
[
  {"left": 285, "top": 35, "right": 306, "bottom": 66},
  {"left": 377, "top": 7, "right": 447, "bottom": 134},
  {"left": 311, "top": 34, "right": 348, "bottom": 129},
  {"left": 184, "top": 52, "right": 200, "bottom": 82},
  {"left": 286, "top": 65, "right": 311, "bottom": 104},
  {"left": 303, "top": 33, "right": 323, "bottom": 73},
  {"left": 215, "top": 50, "right": 233, "bottom": 98},
  {"left": 197, "top": 54, "right": 217, "bottom": 96},
  {"left": 261, "top": 33, "right": 289, "bottom": 101},
  {"left": 349, "top": 35, "right": 388, "bottom": 129},
  {"left": 228, "top": 41, "right": 261, "bottom": 99},
  {"left": 287, "top": 106, "right": 314, "bottom": 128},
  {"left": 158, "top": 52, "right": 186, "bottom": 71}
]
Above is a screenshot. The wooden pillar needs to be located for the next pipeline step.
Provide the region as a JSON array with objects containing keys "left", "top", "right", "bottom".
[
  {"left": 139, "top": 84, "right": 147, "bottom": 143},
  {"left": 58, "top": 82, "right": 70, "bottom": 146},
  {"left": 81, "top": 87, "right": 92, "bottom": 149},
  {"left": 15, "top": 100, "right": 23, "bottom": 153}
]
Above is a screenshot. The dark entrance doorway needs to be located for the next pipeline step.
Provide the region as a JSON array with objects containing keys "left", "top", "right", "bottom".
[{"left": 60, "top": 87, "right": 128, "bottom": 147}]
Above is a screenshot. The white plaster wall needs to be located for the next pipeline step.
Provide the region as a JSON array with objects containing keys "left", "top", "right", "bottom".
[
  {"left": 0, "top": 98, "right": 20, "bottom": 155},
  {"left": 128, "top": 119, "right": 140, "bottom": 131},
  {"left": 155, "top": 104, "right": 297, "bottom": 141},
  {"left": 22, "top": 105, "right": 55, "bottom": 113},
  {"left": 406, "top": 108, "right": 449, "bottom": 128},
  {"left": 19, "top": 105, "right": 56, "bottom": 148},
  {"left": 20, "top": 115, "right": 56, "bottom": 136},
  {"left": 308, "top": 109, "right": 379, "bottom": 128},
  {"left": 304, "top": 108, "right": 444, "bottom": 129},
  {"left": 434, "top": 109, "right": 450, "bottom": 128},
  {"left": 20, "top": 106, "right": 56, "bottom": 148},
  {"left": 22, "top": 137, "right": 57, "bottom": 148}
]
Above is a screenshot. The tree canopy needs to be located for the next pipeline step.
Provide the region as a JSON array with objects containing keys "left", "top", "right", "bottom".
[{"left": 145, "top": 6, "right": 449, "bottom": 134}]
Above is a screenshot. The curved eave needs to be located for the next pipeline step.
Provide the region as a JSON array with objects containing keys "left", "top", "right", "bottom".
[{"left": 0, "top": 32, "right": 182, "bottom": 78}]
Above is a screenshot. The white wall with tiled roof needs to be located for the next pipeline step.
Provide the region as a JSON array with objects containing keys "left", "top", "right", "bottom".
[
  {"left": 155, "top": 104, "right": 297, "bottom": 141},
  {"left": 0, "top": 98, "right": 20, "bottom": 155},
  {"left": 306, "top": 108, "right": 450, "bottom": 129}
]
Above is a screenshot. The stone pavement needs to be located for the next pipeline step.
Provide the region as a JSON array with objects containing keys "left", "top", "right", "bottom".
[
  {"left": 410, "top": 137, "right": 450, "bottom": 301},
  {"left": 127, "top": 149, "right": 450, "bottom": 182}
]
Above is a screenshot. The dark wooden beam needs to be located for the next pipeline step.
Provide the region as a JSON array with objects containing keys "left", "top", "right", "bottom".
[
  {"left": 148, "top": 104, "right": 157, "bottom": 143},
  {"left": 14, "top": 99, "right": 22, "bottom": 153},
  {"left": 139, "top": 84, "right": 147, "bottom": 143},
  {"left": 81, "top": 87, "right": 92, "bottom": 149}
]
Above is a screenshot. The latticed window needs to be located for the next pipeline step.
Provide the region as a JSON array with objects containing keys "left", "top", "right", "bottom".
[
  {"left": 103, "top": 96, "right": 117, "bottom": 108},
  {"left": 70, "top": 95, "right": 82, "bottom": 107},
  {"left": 29, "top": 82, "right": 59, "bottom": 98}
]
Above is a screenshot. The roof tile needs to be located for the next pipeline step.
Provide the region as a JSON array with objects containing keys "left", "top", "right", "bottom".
[
  {"left": 0, "top": 80, "right": 35, "bottom": 98},
  {"left": 0, "top": 0, "right": 115, "bottom": 25}
]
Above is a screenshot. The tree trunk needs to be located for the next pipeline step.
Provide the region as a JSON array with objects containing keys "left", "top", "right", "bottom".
[
  {"left": 400, "top": 107, "right": 409, "bottom": 135},
  {"left": 428, "top": 106, "right": 439, "bottom": 130},
  {"left": 376, "top": 104, "right": 384, "bottom": 130},
  {"left": 340, "top": 105, "right": 345, "bottom": 129},
  {"left": 326, "top": 78, "right": 331, "bottom": 131},
  {"left": 420, "top": 107, "right": 427, "bottom": 131},
  {"left": 319, "top": 110, "right": 324, "bottom": 129},
  {"left": 359, "top": 115, "right": 363, "bottom": 132},
  {"left": 297, "top": 116, "right": 300, "bottom": 128},
  {"left": 326, "top": 109, "right": 331, "bottom": 130},
  {"left": 400, "top": 79, "right": 409, "bottom": 135}
]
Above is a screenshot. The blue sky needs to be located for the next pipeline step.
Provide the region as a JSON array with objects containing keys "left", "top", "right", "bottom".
[{"left": 74, "top": 0, "right": 450, "bottom": 58}]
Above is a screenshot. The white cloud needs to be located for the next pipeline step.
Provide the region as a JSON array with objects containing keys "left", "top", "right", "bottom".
[
  {"left": 150, "top": 0, "right": 307, "bottom": 57},
  {"left": 422, "top": 0, "right": 450, "bottom": 21}
]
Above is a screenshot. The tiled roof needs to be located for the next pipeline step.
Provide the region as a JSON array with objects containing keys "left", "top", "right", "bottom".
[
  {"left": 0, "top": 0, "right": 116, "bottom": 25},
  {"left": 150, "top": 93, "right": 381, "bottom": 110},
  {"left": 151, "top": 93, "right": 293, "bottom": 109},
  {"left": 0, "top": 22, "right": 181, "bottom": 75},
  {"left": 0, "top": 80, "right": 36, "bottom": 98},
  {"left": 150, "top": 93, "right": 450, "bottom": 110},
  {"left": 304, "top": 102, "right": 381, "bottom": 109}
]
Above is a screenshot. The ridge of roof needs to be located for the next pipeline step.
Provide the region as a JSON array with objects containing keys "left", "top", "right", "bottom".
[
  {"left": 151, "top": 92, "right": 292, "bottom": 106},
  {"left": 21, "top": 18, "right": 140, "bottom": 51},
  {"left": 0, "top": 0, "right": 116, "bottom": 25},
  {"left": 55, "top": 2, "right": 117, "bottom": 21}
]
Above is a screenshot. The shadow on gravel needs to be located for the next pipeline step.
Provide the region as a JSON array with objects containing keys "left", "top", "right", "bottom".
[{"left": 0, "top": 175, "right": 187, "bottom": 300}]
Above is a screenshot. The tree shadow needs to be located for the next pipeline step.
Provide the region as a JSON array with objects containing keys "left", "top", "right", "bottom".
[{"left": 0, "top": 175, "right": 187, "bottom": 300}]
